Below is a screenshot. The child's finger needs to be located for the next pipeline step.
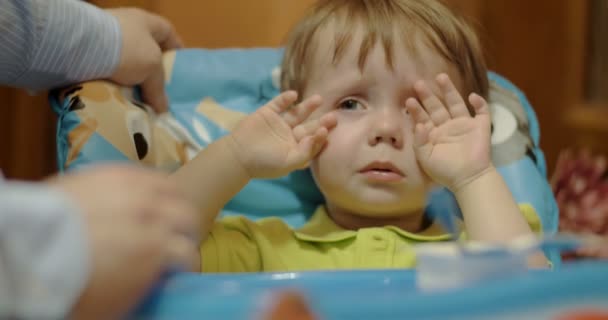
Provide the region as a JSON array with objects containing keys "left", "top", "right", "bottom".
[
  {"left": 311, "top": 127, "right": 329, "bottom": 156},
  {"left": 266, "top": 91, "right": 299, "bottom": 113},
  {"left": 287, "top": 136, "right": 316, "bottom": 170},
  {"left": 283, "top": 94, "right": 323, "bottom": 127},
  {"left": 289, "top": 127, "right": 329, "bottom": 169},
  {"left": 414, "top": 122, "right": 432, "bottom": 148},
  {"left": 436, "top": 73, "right": 469, "bottom": 118},
  {"left": 293, "top": 121, "right": 321, "bottom": 141},
  {"left": 405, "top": 97, "right": 432, "bottom": 126},
  {"left": 319, "top": 111, "right": 338, "bottom": 129},
  {"left": 468, "top": 93, "right": 489, "bottom": 117},
  {"left": 293, "top": 112, "right": 337, "bottom": 141},
  {"left": 414, "top": 80, "right": 451, "bottom": 126}
]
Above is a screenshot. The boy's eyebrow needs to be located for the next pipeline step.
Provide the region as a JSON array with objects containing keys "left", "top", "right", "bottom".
[{"left": 317, "top": 75, "right": 370, "bottom": 99}]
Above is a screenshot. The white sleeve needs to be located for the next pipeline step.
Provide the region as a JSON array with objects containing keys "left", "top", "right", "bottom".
[{"left": 0, "top": 180, "right": 90, "bottom": 319}]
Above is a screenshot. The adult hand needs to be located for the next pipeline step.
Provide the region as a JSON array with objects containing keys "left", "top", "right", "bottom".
[
  {"left": 48, "top": 165, "right": 199, "bottom": 320},
  {"left": 107, "top": 8, "right": 183, "bottom": 113}
]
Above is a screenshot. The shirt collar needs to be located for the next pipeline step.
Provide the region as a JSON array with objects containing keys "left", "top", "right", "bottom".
[{"left": 294, "top": 206, "right": 454, "bottom": 243}]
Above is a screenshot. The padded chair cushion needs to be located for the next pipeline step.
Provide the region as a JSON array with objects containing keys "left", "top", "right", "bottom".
[{"left": 50, "top": 48, "right": 558, "bottom": 235}]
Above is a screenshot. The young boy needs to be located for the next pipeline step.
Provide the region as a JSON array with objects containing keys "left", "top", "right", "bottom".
[{"left": 172, "top": 0, "right": 548, "bottom": 272}]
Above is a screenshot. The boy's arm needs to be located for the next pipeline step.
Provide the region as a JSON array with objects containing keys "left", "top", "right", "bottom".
[
  {"left": 407, "top": 74, "right": 548, "bottom": 267},
  {"left": 171, "top": 136, "right": 250, "bottom": 240},
  {"left": 453, "top": 168, "right": 533, "bottom": 243},
  {"left": 454, "top": 170, "right": 549, "bottom": 267},
  {"left": 171, "top": 91, "right": 335, "bottom": 241}
]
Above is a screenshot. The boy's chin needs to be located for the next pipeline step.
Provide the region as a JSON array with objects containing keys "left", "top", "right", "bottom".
[
  {"left": 360, "top": 208, "right": 426, "bottom": 218},
  {"left": 323, "top": 188, "right": 428, "bottom": 217},
  {"left": 350, "top": 200, "right": 427, "bottom": 218}
]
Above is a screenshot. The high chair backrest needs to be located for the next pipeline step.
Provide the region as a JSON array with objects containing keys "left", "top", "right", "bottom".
[{"left": 50, "top": 48, "right": 558, "bottom": 240}]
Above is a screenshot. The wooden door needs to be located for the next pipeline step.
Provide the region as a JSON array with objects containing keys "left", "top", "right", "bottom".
[{"left": 0, "top": 87, "right": 56, "bottom": 180}]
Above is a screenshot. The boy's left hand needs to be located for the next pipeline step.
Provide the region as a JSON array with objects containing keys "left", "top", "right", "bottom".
[{"left": 406, "top": 73, "right": 492, "bottom": 192}]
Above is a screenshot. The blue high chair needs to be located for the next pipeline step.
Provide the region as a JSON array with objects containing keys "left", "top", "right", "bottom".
[{"left": 50, "top": 49, "right": 608, "bottom": 320}]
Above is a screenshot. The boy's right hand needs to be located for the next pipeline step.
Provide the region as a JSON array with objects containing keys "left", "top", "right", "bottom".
[{"left": 227, "top": 91, "right": 336, "bottom": 179}]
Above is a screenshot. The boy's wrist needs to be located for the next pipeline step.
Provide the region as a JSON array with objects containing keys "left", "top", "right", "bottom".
[
  {"left": 222, "top": 134, "right": 254, "bottom": 180},
  {"left": 450, "top": 165, "right": 497, "bottom": 195}
]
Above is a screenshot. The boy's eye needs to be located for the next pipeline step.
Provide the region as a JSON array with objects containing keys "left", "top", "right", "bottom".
[{"left": 338, "top": 99, "right": 363, "bottom": 110}]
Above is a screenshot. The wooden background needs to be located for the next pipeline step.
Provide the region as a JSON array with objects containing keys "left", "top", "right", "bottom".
[{"left": 1, "top": 0, "right": 605, "bottom": 180}]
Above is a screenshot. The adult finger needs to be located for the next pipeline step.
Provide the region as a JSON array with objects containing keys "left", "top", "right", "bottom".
[
  {"left": 139, "top": 63, "right": 169, "bottom": 113},
  {"left": 145, "top": 11, "right": 183, "bottom": 50},
  {"left": 153, "top": 198, "right": 200, "bottom": 243},
  {"left": 165, "top": 234, "right": 200, "bottom": 272}
]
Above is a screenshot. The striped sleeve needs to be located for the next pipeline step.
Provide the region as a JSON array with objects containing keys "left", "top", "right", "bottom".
[{"left": 0, "top": 0, "right": 121, "bottom": 90}]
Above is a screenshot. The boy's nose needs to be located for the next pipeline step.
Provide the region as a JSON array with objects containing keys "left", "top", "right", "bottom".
[{"left": 368, "top": 109, "right": 404, "bottom": 149}]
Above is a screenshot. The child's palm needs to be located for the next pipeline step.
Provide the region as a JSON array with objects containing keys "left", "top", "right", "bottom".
[
  {"left": 417, "top": 114, "right": 491, "bottom": 188},
  {"left": 406, "top": 75, "right": 492, "bottom": 191},
  {"left": 230, "top": 91, "right": 335, "bottom": 179}
]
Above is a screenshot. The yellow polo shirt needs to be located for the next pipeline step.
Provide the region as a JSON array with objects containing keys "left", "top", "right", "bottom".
[{"left": 201, "top": 204, "right": 542, "bottom": 273}]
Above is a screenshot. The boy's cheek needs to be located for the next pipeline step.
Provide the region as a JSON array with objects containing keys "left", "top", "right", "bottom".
[
  {"left": 419, "top": 169, "right": 435, "bottom": 187},
  {"left": 309, "top": 160, "right": 322, "bottom": 181},
  {"left": 402, "top": 161, "right": 434, "bottom": 190}
]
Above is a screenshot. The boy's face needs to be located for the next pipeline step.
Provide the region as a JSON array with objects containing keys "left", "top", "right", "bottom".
[{"left": 303, "top": 26, "right": 463, "bottom": 218}]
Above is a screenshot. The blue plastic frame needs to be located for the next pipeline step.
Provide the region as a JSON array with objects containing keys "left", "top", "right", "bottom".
[{"left": 133, "top": 262, "right": 608, "bottom": 319}]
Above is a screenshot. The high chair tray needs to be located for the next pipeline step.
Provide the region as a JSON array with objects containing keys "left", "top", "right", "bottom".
[{"left": 133, "top": 261, "right": 608, "bottom": 320}]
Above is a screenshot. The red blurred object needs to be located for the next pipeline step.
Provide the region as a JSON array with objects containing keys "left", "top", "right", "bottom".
[
  {"left": 261, "top": 291, "right": 318, "bottom": 320},
  {"left": 551, "top": 149, "right": 608, "bottom": 259},
  {"left": 552, "top": 149, "right": 608, "bottom": 234},
  {"left": 554, "top": 310, "right": 608, "bottom": 320}
]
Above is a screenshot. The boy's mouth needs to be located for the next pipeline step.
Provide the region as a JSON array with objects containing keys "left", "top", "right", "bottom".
[{"left": 359, "top": 161, "right": 405, "bottom": 182}]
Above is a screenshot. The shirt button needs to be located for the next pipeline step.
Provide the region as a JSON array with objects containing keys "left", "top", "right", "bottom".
[{"left": 370, "top": 235, "right": 388, "bottom": 250}]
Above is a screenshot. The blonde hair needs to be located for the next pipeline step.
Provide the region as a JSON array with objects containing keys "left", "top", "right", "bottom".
[{"left": 280, "top": 0, "right": 488, "bottom": 101}]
